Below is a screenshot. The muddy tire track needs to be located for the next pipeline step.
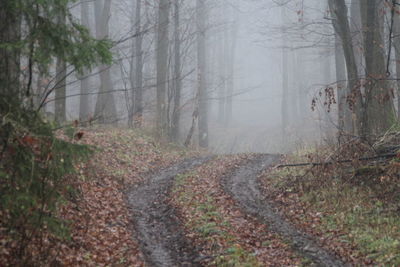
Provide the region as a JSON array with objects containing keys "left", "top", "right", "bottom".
[
  {"left": 127, "top": 157, "right": 211, "bottom": 267},
  {"left": 221, "top": 154, "right": 347, "bottom": 267}
]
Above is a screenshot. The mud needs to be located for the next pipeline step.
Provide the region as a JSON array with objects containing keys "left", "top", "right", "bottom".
[
  {"left": 127, "top": 157, "right": 211, "bottom": 267},
  {"left": 221, "top": 154, "right": 347, "bottom": 267}
]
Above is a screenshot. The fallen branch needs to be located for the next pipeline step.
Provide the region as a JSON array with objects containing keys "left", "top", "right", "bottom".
[{"left": 276, "top": 153, "right": 398, "bottom": 168}]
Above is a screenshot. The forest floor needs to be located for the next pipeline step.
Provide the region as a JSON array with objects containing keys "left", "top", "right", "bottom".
[
  {"left": 9, "top": 127, "right": 398, "bottom": 266},
  {"left": 48, "top": 127, "right": 194, "bottom": 266}
]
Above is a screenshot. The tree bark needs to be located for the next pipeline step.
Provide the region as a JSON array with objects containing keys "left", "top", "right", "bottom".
[
  {"left": 360, "top": 0, "right": 394, "bottom": 136},
  {"left": 217, "top": 25, "right": 226, "bottom": 124},
  {"left": 79, "top": 0, "right": 91, "bottom": 123},
  {"left": 328, "top": 0, "right": 364, "bottom": 137},
  {"left": 197, "top": 0, "right": 208, "bottom": 148},
  {"left": 290, "top": 49, "right": 299, "bottom": 124},
  {"left": 350, "top": 0, "right": 363, "bottom": 77},
  {"left": 94, "top": 0, "right": 117, "bottom": 124},
  {"left": 335, "top": 32, "right": 352, "bottom": 133},
  {"left": 171, "top": 0, "right": 181, "bottom": 142},
  {"left": 281, "top": 7, "right": 289, "bottom": 139},
  {"left": 133, "top": 0, "right": 144, "bottom": 128},
  {"left": 224, "top": 7, "right": 238, "bottom": 126},
  {"left": 0, "top": 1, "right": 21, "bottom": 102},
  {"left": 156, "top": 0, "right": 171, "bottom": 137},
  {"left": 128, "top": 0, "right": 144, "bottom": 128},
  {"left": 393, "top": 9, "right": 400, "bottom": 118}
]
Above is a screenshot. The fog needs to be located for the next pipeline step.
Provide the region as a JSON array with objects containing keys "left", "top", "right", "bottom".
[
  {"left": 41, "top": 0, "right": 354, "bottom": 153},
  {"left": 207, "top": 0, "right": 336, "bottom": 153}
]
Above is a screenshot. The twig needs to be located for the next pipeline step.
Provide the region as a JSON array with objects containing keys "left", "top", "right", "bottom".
[{"left": 276, "top": 153, "right": 398, "bottom": 168}]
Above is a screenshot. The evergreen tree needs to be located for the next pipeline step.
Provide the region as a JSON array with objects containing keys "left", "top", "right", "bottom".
[{"left": 0, "top": 0, "right": 112, "bottom": 264}]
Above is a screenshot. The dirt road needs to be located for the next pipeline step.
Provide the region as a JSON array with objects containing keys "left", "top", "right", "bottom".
[
  {"left": 128, "top": 155, "right": 347, "bottom": 266},
  {"left": 221, "top": 154, "right": 346, "bottom": 267},
  {"left": 127, "top": 157, "right": 211, "bottom": 267}
]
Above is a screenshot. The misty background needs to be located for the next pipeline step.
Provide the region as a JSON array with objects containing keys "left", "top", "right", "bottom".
[{"left": 39, "top": 0, "right": 354, "bottom": 153}]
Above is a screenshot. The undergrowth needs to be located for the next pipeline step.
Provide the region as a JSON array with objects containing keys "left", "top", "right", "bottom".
[
  {"left": 265, "top": 139, "right": 400, "bottom": 265},
  {"left": 0, "top": 101, "right": 92, "bottom": 266}
]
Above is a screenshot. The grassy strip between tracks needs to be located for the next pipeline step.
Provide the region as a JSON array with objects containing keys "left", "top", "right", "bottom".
[{"left": 171, "top": 155, "right": 303, "bottom": 267}]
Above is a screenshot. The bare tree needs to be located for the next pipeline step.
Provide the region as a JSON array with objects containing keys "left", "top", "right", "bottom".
[
  {"left": 335, "top": 31, "right": 352, "bottom": 133},
  {"left": 170, "top": 0, "right": 182, "bottom": 141},
  {"left": 393, "top": 2, "right": 400, "bottom": 118},
  {"left": 128, "top": 0, "right": 144, "bottom": 128},
  {"left": 328, "top": 0, "right": 364, "bottom": 137},
  {"left": 0, "top": 1, "right": 20, "bottom": 100},
  {"left": 156, "top": 0, "right": 171, "bottom": 137},
  {"left": 216, "top": 3, "right": 226, "bottom": 124},
  {"left": 79, "top": 0, "right": 91, "bottom": 123},
  {"left": 197, "top": 0, "right": 208, "bottom": 148},
  {"left": 360, "top": 0, "right": 394, "bottom": 136},
  {"left": 133, "top": 0, "right": 144, "bottom": 128},
  {"left": 94, "top": 0, "right": 117, "bottom": 124},
  {"left": 224, "top": 6, "right": 238, "bottom": 126},
  {"left": 281, "top": 6, "right": 289, "bottom": 139}
]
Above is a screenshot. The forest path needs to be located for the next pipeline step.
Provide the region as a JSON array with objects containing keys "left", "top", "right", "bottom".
[
  {"left": 127, "top": 156, "right": 212, "bottom": 267},
  {"left": 128, "top": 154, "right": 347, "bottom": 267},
  {"left": 221, "top": 154, "right": 347, "bottom": 267}
]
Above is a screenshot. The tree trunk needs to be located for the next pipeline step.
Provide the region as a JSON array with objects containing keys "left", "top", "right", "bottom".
[
  {"left": 217, "top": 26, "right": 226, "bottom": 124},
  {"left": 360, "top": 0, "right": 394, "bottom": 137},
  {"left": 350, "top": 0, "right": 363, "bottom": 77},
  {"left": 55, "top": 14, "right": 67, "bottom": 123},
  {"left": 224, "top": 7, "right": 238, "bottom": 126},
  {"left": 94, "top": 0, "right": 117, "bottom": 124},
  {"left": 156, "top": 0, "right": 170, "bottom": 137},
  {"left": 290, "top": 49, "right": 299, "bottom": 124},
  {"left": 197, "top": 0, "right": 208, "bottom": 148},
  {"left": 296, "top": 52, "right": 306, "bottom": 121},
  {"left": 133, "top": 0, "right": 144, "bottom": 128},
  {"left": 171, "top": 0, "right": 181, "bottom": 142},
  {"left": 79, "top": 0, "right": 91, "bottom": 123},
  {"left": 281, "top": 7, "right": 289, "bottom": 139},
  {"left": 393, "top": 10, "right": 400, "bottom": 119},
  {"left": 0, "top": 1, "right": 21, "bottom": 103},
  {"left": 128, "top": 0, "right": 144, "bottom": 128},
  {"left": 35, "top": 70, "right": 45, "bottom": 109},
  {"left": 335, "top": 32, "right": 352, "bottom": 133},
  {"left": 328, "top": 0, "right": 364, "bottom": 137},
  {"left": 322, "top": 46, "right": 334, "bottom": 137}
]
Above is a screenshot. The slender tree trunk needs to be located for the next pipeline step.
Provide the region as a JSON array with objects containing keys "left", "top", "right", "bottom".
[
  {"left": 322, "top": 46, "right": 334, "bottom": 136},
  {"left": 393, "top": 11, "right": 400, "bottom": 118},
  {"left": 335, "top": 32, "right": 352, "bottom": 133},
  {"left": 328, "top": 0, "right": 364, "bottom": 137},
  {"left": 217, "top": 27, "right": 226, "bottom": 124},
  {"left": 350, "top": 0, "right": 363, "bottom": 77},
  {"left": 171, "top": 0, "right": 181, "bottom": 142},
  {"left": 0, "top": 1, "right": 21, "bottom": 103},
  {"left": 217, "top": 1, "right": 226, "bottom": 125},
  {"left": 156, "top": 0, "right": 170, "bottom": 137},
  {"left": 224, "top": 12, "right": 238, "bottom": 126},
  {"left": 55, "top": 14, "right": 67, "bottom": 123},
  {"left": 133, "top": 0, "right": 144, "bottom": 128},
  {"left": 94, "top": 0, "right": 117, "bottom": 124},
  {"left": 197, "top": 0, "right": 208, "bottom": 148},
  {"left": 79, "top": 0, "right": 91, "bottom": 123},
  {"left": 281, "top": 7, "right": 289, "bottom": 139},
  {"left": 289, "top": 49, "right": 299, "bottom": 124},
  {"left": 35, "top": 71, "right": 44, "bottom": 109},
  {"left": 360, "top": 0, "right": 394, "bottom": 136},
  {"left": 296, "top": 52, "right": 306, "bottom": 121},
  {"left": 128, "top": 0, "right": 143, "bottom": 128}
]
